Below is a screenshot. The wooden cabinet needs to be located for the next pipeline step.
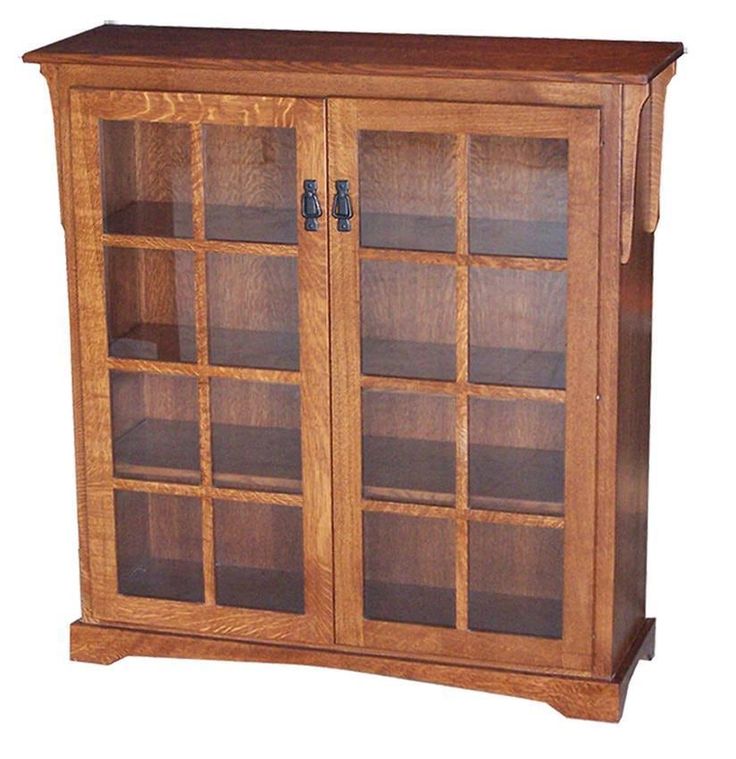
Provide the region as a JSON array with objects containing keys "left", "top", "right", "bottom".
[{"left": 23, "top": 25, "right": 682, "bottom": 721}]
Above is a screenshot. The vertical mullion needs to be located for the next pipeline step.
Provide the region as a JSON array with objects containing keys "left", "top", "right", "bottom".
[
  {"left": 455, "top": 134, "right": 470, "bottom": 631},
  {"left": 191, "top": 123, "right": 215, "bottom": 605}
]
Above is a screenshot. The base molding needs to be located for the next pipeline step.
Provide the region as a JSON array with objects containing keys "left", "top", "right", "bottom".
[{"left": 70, "top": 617, "right": 655, "bottom": 721}]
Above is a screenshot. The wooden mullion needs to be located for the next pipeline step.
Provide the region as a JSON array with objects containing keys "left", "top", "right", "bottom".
[
  {"left": 361, "top": 374, "right": 457, "bottom": 396},
  {"left": 107, "top": 357, "right": 300, "bottom": 385},
  {"left": 455, "top": 133, "right": 470, "bottom": 631},
  {"left": 361, "top": 500, "right": 456, "bottom": 520},
  {"left": 466, "top": 508, "right": 564, "bottom": 530},
  {"left": 361, "top": 498, "right": 564, "bottom": 529},
  {"left": 361, "top": 373, "right": 565, "bottom": 403},
  {"left": 466, "top": 382, "right": 565, "bottom": 403},
  {"left": 102, "top": 233, "right": 299, "bottom": 258},
  {"left": 191, "top": 124, "right": 205, "bottom": 242},
  {"left": 112, "top": 477, "right": 303, "bottom": 505},
  {"left": 359, "top": 247, "right": 456, "bottom": 267},
  {"left": 467, "top": 254, "right": 567, "bottom": 272},
  {"left": 190, "top": 123, "right": 216, "bottom": 605}
]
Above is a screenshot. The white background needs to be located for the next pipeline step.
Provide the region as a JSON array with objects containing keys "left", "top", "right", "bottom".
[{"left": 3, "top": 1, "right": 734, "bottom": 755}]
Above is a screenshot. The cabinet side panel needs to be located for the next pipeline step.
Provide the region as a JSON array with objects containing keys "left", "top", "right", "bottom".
[
  {"left": 39, "top": 65, "right": 95, "bottom": 620},
  {"left": 612, "top": 95, "right": 655, "bottom": 666}
]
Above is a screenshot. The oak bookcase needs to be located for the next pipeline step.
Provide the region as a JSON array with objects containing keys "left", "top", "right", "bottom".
[{"left": 23, "top": 25, "right": 682, "bottom": 721}]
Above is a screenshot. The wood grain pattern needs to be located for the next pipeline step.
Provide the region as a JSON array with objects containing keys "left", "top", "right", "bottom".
[
  {"left": 330, "top": 97, "right": 599, "bottom": 672},
  {"left": 40, "top": 64, "right": 96, "bottom": 621},
  {"left": 69, "top": 88, "right": 334, "bottom": 645},
  {"left": 29, "top": 32, "right": 679, "bottom": 718},
  {"left": 70, "top": 618, "right": 655, "bottom": 720},
  {"left": 611, "top": 80, "right": 659, "bottom": 668},
  {"left": 24, "top": 25, "right": 682, "bottom": 84},
  {"left": 619, "top": 84, "right": 649, "bottom": 264},
  {"left": 643, "top": 64, "right": 677, "bottom": 233}
]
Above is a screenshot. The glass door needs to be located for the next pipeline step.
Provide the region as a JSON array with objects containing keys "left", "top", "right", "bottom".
[
  {"left": 330, "top": 99, "right": 600, "bottom": 669},
  {"left": 71, "top": 90, "right": 333, "bottom": 644}
]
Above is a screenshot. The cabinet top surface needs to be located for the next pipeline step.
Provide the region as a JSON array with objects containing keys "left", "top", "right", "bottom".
[{"left": 23, "top": 24, "right": 683, "bottom": 84}]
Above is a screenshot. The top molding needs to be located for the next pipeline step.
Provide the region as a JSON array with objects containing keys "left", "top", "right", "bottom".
[{"left": 23, "top": 25, "right": 684, "bottom": 85}]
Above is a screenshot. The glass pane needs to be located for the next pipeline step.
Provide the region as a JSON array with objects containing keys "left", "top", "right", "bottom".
[
  {"left": 469, "top": 268, "right": 567, "bottom": 389},
  {"left": 115, "top": 490, "right": 203, "bottom": 602},
  {"left": 207, "top": 253, "right": 299, "bottom": 370},
  {"left": 362, "top": 390, "right": 454, "bottom": 507},
  {"left": 203, "top": 125, "right": 297, "bottom": 243},
  {"left": 210, "top": 379, "right": 301, "bottom": 493},
  {"left": 469, "top": 136, "right": 568, "bottom": 259},
  {"left": 214, "top": 501, "right": 304, "bottom": 613},
  {"left": 359, "top": 130, "right": 456, "bottom": 253},
  {"left": 468, "top": 522, "right": 563, "bottom": 638},
  {"left": 363, "top": 512, "right": 455, "bottom": 627},
  {"left": 361, "top": 261, "right": 455, "bottom": 380},
  {"left": 105, "top": 247, "right": 195, "bottom": 363},
  {"left": 110, "top": 372, "right": 199, "bottom": 484},
  {"left": 469, "top": 398, "right": 565, "bottom": 515},
  {"left": 100, "top": 121, "right": 193, "bottom": 238}
]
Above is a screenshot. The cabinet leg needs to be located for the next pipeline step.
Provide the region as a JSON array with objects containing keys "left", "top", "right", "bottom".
[
  {"left": 70, "top": 619, "right": 127, "bottom": 665},
  {"left": 547, "top": 618, "right": 655, "bottom": 722}
]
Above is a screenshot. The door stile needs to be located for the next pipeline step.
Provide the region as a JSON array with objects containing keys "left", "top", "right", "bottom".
[
  {"left": 327, "top": 99, "right": 365, "bottom": 645},
  {"left": 558, "top": 108, "right": 601, "bottom": 668},
  {"left": 293, "top": 98, "right": 334, "bottom": 643}
]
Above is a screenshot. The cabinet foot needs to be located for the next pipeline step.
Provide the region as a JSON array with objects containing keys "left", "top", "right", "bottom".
[
  {"left": 71, "top": 620, "right": 128, "bottom": 664},
  {"left": 68, "top": 617, "right": 655, "bottom": 720}
]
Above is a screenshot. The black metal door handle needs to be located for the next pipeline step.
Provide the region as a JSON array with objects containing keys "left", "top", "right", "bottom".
[
  {"left": 331, "top": 180, "right": 353, "bottom": 232},
  {"left": 301, "top": 179, "right": 322, "bottom": 231}
]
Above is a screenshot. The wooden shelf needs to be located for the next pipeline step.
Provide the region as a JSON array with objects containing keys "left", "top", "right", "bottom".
[
  {"left": 363, "top": 434, "right": 563, "bottom": 513},
  {"left": 110, "top": 327, "right": 562, "bottom": 388},
  {"left": 118, "top": 557, "right": 204, "bottom": 603},
  {"left": 110, "top": 322, "right": 196, "bottom": 363},
  {"left": 209, "top": 327, "right": 299, "bottom": 370},
  {"left": 469, "top": 446, "right": 564, "bottom": 512},
  {"left": 469, "top": 217, "right": 567, "bottom": 259},
  {"left": 362, "top": 337, "right": 455, "bottom": 381},
  {"left": 114, "top": 418, "right": 561, "bottom": 513},
  {"left": 364, "top": 580, "right": 456, "bottom": 628},
  {"left": 468, "top": 592, "right": 562, "bottom": 639},
  {"left": 105, "top": 201, "right": 194, "bottom": 239},
  {"left": 363, "top": 336, "right": 565, "bottom": 388},
  {"left": 215, "top": 566, "right": 304, "bottom": 613},
  {"left": 206, "top": 204, "right": 297, "bottom": 244},
  {"left": 104, "top": 201, "right": 297, "bottom": 244},
  {"left": 113, "top": 419, "right": 302, "bottom": 492},
  {"left": 359, "top": 212, "right": 567, "bottom": 259},
  {"left": 363, "top": 436, "right": 455, "bottom": 506},
  {"left": 110, "top": 322, "right": 299, "bottom": 370},
  {"left": 118, "top": 557, "right": 305, "bottom": 614},
  {"left": 360, "top": 212, "right": 456, "bottom": 253},
  {"left": 364, "top": 580, "right": 562, "bottom": 637},
  {"left": 469, "top": 344, "right": 565, "bottom": 389}
]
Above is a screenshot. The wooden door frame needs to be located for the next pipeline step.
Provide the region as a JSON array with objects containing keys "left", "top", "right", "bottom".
[
  {"left": 70, "top": 88, "right": 334, "bottom": 644},
  {"left": 328, "top": 98, "right": 600, "bottom": 671}
]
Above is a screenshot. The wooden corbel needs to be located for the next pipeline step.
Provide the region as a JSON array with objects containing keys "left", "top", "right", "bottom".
[{"left": 620, "top": 62, "right": 677, "bottom": 264}]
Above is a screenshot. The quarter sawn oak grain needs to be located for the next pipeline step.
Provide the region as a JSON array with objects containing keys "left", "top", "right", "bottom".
[{"left": 24, "top": 25, "right": 681, "bottom": 721}]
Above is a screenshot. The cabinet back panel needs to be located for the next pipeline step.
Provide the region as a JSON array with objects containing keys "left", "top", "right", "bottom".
[
  {"left": 470, "top": 136, "right": 568, "bottom": 223},
  {"left": 358, "top": 130, "right": 456, "bottom": 218},
  {"left": 214, "top": 501, "right": 303, "bottom": 571},
  {"left": 207, "top": 254, "right": 298, "bottom": 332},
  {"left": 203, "top": 124, "right": 296, "bottom": 209},
  {"left": 210, "top": 378, "right": 301, "bottom": 429}
]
